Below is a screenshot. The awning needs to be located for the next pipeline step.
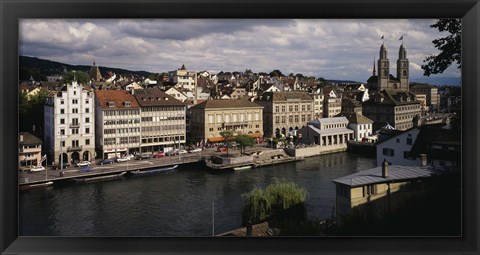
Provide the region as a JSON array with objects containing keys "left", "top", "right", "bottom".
[
  {"left": 208, "top": 137, "right": 224, "bottom": 143},
  {"left": 249, "top": 133, "right": 263, "bottom": 138}
]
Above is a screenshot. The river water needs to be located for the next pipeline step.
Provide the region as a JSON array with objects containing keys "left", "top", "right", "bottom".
[{"left": 19, "top": 152, "right": 376, "bottom": 236}]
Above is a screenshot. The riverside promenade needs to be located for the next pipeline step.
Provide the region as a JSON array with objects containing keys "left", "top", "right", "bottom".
[{"left": 18, "top": 145, "right": 277, "bottom": 187}]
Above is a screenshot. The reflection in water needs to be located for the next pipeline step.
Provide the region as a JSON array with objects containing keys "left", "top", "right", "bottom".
[{"left": 20, "top": 152, "right": 375, "bottom": 236}]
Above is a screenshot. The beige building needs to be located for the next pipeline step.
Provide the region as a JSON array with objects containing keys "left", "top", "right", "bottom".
[
  {"left": 410, "top": 83, "right": 439, "bottom": 111},
  {"left": 323, "top": 89, "right": 342, "bottom": 118},
  {"left": 189, "top": 99, "right": 263, "bottom": 143},
  {"left": 19, "top": 132, "right": 43, "bottom": 169},
  {"left": 363, "top": 89, "right": 421, "bottom": 131},
  {"left": 332, "top": 161, "right": 433, "bottom": 222},
  {"left": 94, "top": 90, "right": 141, "bottom": 159},
  {"left": 255, "top": 91, "right": 314, "bottom": 138},
  {"left": 298, "top": 117, "right": 354, "bottom": 147},
  {"left": 133, "top": 88, "right": 187, "bottom": 153}
]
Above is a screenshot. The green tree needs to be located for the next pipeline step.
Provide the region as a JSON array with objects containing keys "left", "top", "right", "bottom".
[
  {"left": 235, "top": 133, "right": 256, "bottom": 155},
  {"left": 422, "top": 19, "right": 461, "bottom": 76},
  {"left": 19, "top": 89, "right": 49, "bottom": 137},
  {"left": 63, "top": 70, "right": 90, "bottom": 84},
  {"left": 269, "top": 69, "right": 284, "bottom": 77},
  {"left": 219, "top": 130, "right": 234, "bottom": 155},
  {"left": 241, "top": 179, "right": 308, "bottom": 226}
]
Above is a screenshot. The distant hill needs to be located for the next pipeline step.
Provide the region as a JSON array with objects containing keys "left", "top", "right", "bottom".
[
  {"left": 411, "top": 77, "right": 461, "bottom": 86},
  {"left": 19, "top": 56, "right": 154, "bottom": 81}
]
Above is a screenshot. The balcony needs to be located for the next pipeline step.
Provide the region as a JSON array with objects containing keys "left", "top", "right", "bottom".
[
  {"left": 67, "top": 145, "right": 83, "bottom": 152},
  {"left": 70, "top": 123, "right": 80, "bottom": 128}
]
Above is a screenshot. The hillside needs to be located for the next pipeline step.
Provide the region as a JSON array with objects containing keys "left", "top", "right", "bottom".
[{"left": 19, "top": 56, "right": 154, "bottom": 81}]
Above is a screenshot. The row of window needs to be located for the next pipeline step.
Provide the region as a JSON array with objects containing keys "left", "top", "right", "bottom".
[
  {"left": 104, "top": 128, "right": 141, "bottom": 135},
  {"left": 60, "top": 117, "right": 90, "bottom": 125},
  {"left": 104, "top": 109, "right": 140, "bottom": 116},
  {"left": 104, "top": 136, "right": 140, "bottom": 146},
  {"left": 207, "top": 113, "right": 261, "bottom": 124},
  {"left": 142, "top": 116, "right": 185, "bottom": 122},
  {"left": 275, "top": 104, "right": 312, "bottom": 113},
  {"left": 104, "top": 119, "right": 141, "bottom": 125},
  {"left": 323, "top": 123, "right": 347, "bottom": 129},
  {"left": 59, "top": 139, "right": 90, "bottom": 147},
  {"left": 274, "top": 114, "right": 312, "bottom": 124},
  {"left": 59, "top": 108, "right": 90, "bottom": 114},
  {"left": 142, "top": 106, "right": 185, "bottom": 112},
  {"left": 141, "top": 125, "right": 185, "bottom": 132},
  {"left": 141, "top": 135, "right": 185, "bottom": 144}
]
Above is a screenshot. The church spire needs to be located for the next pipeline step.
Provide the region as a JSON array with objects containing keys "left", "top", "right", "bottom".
[{"left": 373, "top": 57, "right": 376, "bottom": 76}]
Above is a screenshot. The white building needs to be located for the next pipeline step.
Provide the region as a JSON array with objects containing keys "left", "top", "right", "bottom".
[
  {"left": 298, "top": 117, "right": 354, "bottom": 147},
  {"left": 94, "top": 90, "right": 141, "bottom": 159},
  {"left": 44, "top": 80, "right": 95, "bottom": 165},
  {"left": 339, "top": 112, "right": 374, "bottom": 142},
  {"left": 376, "top": 127, "right": 421, "bottom": 166}
]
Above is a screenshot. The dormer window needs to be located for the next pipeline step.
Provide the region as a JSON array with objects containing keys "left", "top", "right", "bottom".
[
  {"left": 107, "top": 101, "right": 115, "bottom": 107},
  {"left": 124, "top": 101, "right": 131, "bottom": 107}
]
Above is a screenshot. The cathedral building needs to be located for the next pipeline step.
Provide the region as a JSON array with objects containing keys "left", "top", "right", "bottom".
[{"left": 367, "top": 42, "right": 409, "bottom": 92}]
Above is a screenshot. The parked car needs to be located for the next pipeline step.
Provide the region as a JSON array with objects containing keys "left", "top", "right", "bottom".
[
  {"left": 115, "top": 156, "right": 129, "bottom": 162},
  {"left": 124, "top": 154, "right": 135, "bottom": 160},
  {"left": 135, "top": 153, "right": 151, "bottom": 160},
  {"left": 177, "top": 149, "right": 188, "bottom": 155},
  {"left": 152, "top": 152, "right": 166, "bottom": 158},
  {"left": 165, "top": 149, "right": 178, "bottom": 156},
  {"left": 30, "top": 165, "right": 45, "bottom": 172},
  {"left": 217, "top": 146, "right": 228, "bottom": 152},
  {"left": 97, "top": 158, "right": 114, "bottom": 165},
  {"left": 188, "top": 148, "right": 202, "bottom": 153},
  {"left": 76, "top": 161, "right": 91, "bottom": 167}
]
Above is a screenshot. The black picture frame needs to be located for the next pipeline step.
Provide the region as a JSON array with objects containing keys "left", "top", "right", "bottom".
[{"left": 1, "top": 0, "right": 479, "bottom": 254}]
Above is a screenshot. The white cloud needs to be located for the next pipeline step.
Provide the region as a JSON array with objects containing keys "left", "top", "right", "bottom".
[{"left": 19, "top": 19, "right": 461, "bottom": 82}]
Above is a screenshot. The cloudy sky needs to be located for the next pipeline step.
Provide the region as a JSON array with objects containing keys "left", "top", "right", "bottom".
[{"left": 19, "top": 19, "right": 460, "bottom": 82}]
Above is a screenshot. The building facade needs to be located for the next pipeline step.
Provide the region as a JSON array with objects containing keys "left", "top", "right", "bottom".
[
  {"left": 255, "top": 91, "right": 314, "bottom": 138},
  {"left": 363, "top": 90, "right": 421, "bottom": 132},
  {"left": 94, "top": 90, "right": 141, "bottom": 159},
  {"left": 375, "top": 127, "right": 421, "bottom": 166},
  {"left": 44, "top": 80, "right": 95, "bottom": 165},
  {"left": 133, "top": 88, "right": 187, "bottom": 153},
  {"left": 332, "top": 161, "right": 433, "bottom": 222},
  {"left": 189, "top": 99, "right": 264, "bottom": 143},
  {"left": 338, "top": 112, "right": 374, "bottom": 142},
  {"left": 323, "top": 89, "right": 342, "bottom": 118},
  {"left": 19, "top": 132, "right": 42, "bottom": 168},
  {"left": 410, "top": 83, "right": 440, "bottom": 111},
  {"left": 298, "top": 117, "right": 354, "bottom": 147}
]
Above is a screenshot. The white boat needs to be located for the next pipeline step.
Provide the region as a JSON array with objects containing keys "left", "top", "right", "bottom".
[
  {"left": 19, "top": 181, "right": 53, "bottom": 191},
  {"left": 233, "top": 165, "right": 253, "bottom": 171}
]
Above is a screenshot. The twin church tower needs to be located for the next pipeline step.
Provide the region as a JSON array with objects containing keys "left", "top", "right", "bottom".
[{"left": 367, "top": 42, "right": 409, "bottom": 92}]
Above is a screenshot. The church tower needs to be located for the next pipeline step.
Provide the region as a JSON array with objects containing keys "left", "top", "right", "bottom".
[
  {"left": 396, "top": 43, "right": 409, "bottom": 91},
  {"left": 377, "top": 43, "right": 390, "bottom": 91}
]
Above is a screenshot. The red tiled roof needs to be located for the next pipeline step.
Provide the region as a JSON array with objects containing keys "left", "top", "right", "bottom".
[{"left": 94, "top": 90, "right": 140, "bottom": 109}]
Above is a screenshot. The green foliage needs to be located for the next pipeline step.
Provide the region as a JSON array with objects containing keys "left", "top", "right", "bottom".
[
  {"left": 19, "top": 89, "right": 49, "bottom": 137},
  {"left": 62, "top": 70, "right": 90, "bottom": 84},
  {"left": 19, "top": 68, "right": 47, "bottom": 82},
  {"left": 241, "top": 179, "right": 308, "bottom": 226},
  {"left": 235, "top": 133, "right": 256, "bottom": 155},
  {"left": 242, "top": 188, "right": 271, "bottom": 225},
  {"left": 219, "top": 130, "right": 234, "bottom": 155},
  {"left": 269, "top": 69, "right": 284, "bottom": 77},
  {"left": 422, "top": 19, "right": 461, "bottom": 76}
]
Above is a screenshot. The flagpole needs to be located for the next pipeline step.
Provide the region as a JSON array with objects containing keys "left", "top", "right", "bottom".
[{"left": 45, "top": 155, "right": 47, "bottom": 181}]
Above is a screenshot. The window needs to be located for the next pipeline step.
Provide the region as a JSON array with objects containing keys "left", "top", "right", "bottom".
[
  {"left": 396, "top": 138, "right": 400, "bottom": 143},
  {"left": 275, "top": 106, "right": 279, "bottom": 113},
  {"left": 60, "top": 109, "right": 65, "bottom": 114},
  {"left": 382, "top": 148, "right": 394, "bottom": 156},
  {"left": 85, "top": 139, "right": 90, "bottom": 145},
  {"left": 406, "top": 138, "right": 413, "bottom": 145},
  {"left": 60, "top": 129, "right": 65, "bottom": 135},
  {"left": 60, "top": 118, "right": 65, "bottom": 124},
  {"left": 289, "top": 105, "right": 293, "bottom": 112},
  {"left": 72, "top": 99, "right": 78, "bottom": 104},
  {"left": 86, "top": 108, "right": 90, "bottom": 113},
  {"left": 363, "top": 185, "right": 377, "bottom": 196},
  {"left": 85, "top": 117, "right": 90, "bottom": 123},
  {"left": 73, "top": 108, "right": 78, "bottom": 114},
  {"left": 85, "top": 127, "right": 90, "bottom": 134},
  {"left": 60, "top": 100, "right": 64, "bottom": 105},
  {"left": 72, "top": 129, "right": 79, "bottom": 135}
]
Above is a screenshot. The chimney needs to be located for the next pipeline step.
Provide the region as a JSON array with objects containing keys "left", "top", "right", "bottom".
[
  {"left": 382, "top": 159, "right": 389, "bottom": 178},
  {"left": 420, "top": 154, "right": 427, "bottom": 166},
  {"left": 20, "top": 134, "right": 24, "bottom": 142}
]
